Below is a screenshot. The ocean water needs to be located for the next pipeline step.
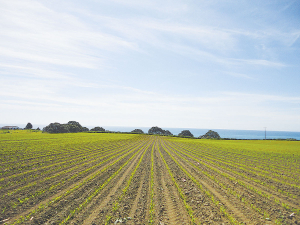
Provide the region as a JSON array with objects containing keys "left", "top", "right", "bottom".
[
  {"left": 1, "top": 124, "right": 299, "bottom": 140},
  {"left": 104, "top": 126, "right": 300, "bottom": 140}
]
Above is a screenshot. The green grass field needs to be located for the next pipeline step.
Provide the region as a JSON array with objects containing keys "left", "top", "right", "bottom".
[{"left": 0, "top": 130, "right": 299, "bottom": 224}]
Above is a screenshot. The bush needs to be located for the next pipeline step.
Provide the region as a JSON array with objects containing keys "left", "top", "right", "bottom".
[
  {"left": 43, "top": 121, "right": 85, "bottom": 133},
  {"left": 25, "top": 123, "right": 33, "bottom": 129},
  {"left": 131, "top": 129, "right": 144, "bottom": 134},
  {"left": 148, "top": 126, "right": 173, "bottom": 136},
  {"left": 90, "top": 126, "right": 105, "bottom": 132},
  {"left": 178, "top": 130, "right": 194, "bottom": 138},
  {"left": 200, "top": 130, "right": 221, "bottom": 139}
]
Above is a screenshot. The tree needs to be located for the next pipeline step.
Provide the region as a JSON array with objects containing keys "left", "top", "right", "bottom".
[
  {"left": 131, "top": 129, "right": 144, "bottom": 134},
  {"left": 200, "top": 130, "right": 221, "bottom": 139},
  {"left": 67, "top": 121, "right": 83, "bottom": 133},
  {"left": 178, "top": 130, "right": 194, "bottom": 137},
  {"left": 42, "top": 121, "right": 86, "bottom": 133},
  {"left": 43, "top": 122, "right": 69, "bottom": 133},
  {"left": 90, "top": 126, "right": 105, "bottom": 132},
  {"left": 82, "top": 127, "right": 89, "bottom": 132},
  {"left": 36, "top": 127, "right": 40, "bottom": 131},
  {"left": 164, "top": 130, "right": 173, "bottom": 136},
  {"left": 25, "top": 123, "right": 33, "bottom": 129},
  {"left": 148, "top": 126, "right": 164, "bottom": 135},
  {"left": 148, "top": 126, "right": 168, "bottom": 135},
  {"left": 148, "top": 126, "right": 173, "bottom": 136}
]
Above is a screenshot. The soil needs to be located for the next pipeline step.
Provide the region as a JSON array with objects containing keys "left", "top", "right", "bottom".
[{"left": 1, "top": 135, "right": 299, "bottom": 225}]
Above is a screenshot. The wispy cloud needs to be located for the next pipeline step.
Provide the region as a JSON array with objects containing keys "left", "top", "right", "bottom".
[
  {"left": 78, "top": 11, "right": 296, "bottom": 70},
  {"left": 1, "top": 0, "right": 295, "bottom": 72},
  {"left": 2, "top": 87, "right": 300, "bottom": 129},
  {"left": 224, "top": 92, "right": 300, "bottom": 104},
  {"left": 1, "top": 0, "right": 299, "bottom": 131},
  {"left": 0, "top": 0, "right": 137, "bottom": 69},
  {"left": 230, "top": 58, "right": 286, "bottom": 67},
  {"left": 280, "top": 0, "right": 297, "bottom": 12},
  {"left": 225, "top": 72, "right": 253, "bottom": 79},
  {"left": 0, "top": 63, "right": 70, "bottom": 79},
  {"left": 107, "top": 0, "right": 189, "bottom": 13}
]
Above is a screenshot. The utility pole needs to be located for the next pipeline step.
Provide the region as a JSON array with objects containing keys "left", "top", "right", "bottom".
[{"left": 264, "top": 127, "right": 266, "bottom": 140}]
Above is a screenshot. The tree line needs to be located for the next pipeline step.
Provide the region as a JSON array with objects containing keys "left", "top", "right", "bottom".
[{"left": 40, "top": 121, "right": 220, "bottom": 139}]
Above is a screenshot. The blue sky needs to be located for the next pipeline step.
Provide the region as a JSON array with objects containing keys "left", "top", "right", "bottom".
[{"left": 1, "top": 0, "right": 300, "bottom": 131}]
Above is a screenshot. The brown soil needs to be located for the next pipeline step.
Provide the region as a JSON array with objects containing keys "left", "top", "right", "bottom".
[{"left": 2, "top": 136, "right": 299, "bottom": 225}]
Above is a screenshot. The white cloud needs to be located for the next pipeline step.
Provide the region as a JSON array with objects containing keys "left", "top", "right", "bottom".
[
  {"left": 1, "top": 0, "right": 294, "bottom": 72},
  {"left": 0, "top": 0, "right": 299, "bottom": 131},
  {"left": 225, "top": 72, "right": 253, "bottom": 79},
  {"left": 0, "top": 63, "right": 72, "bottom": 79},
  {"left": 230, "top": 58, "right": 286, "bottom": 67},
  {"left": 1, "top": 83, "right": 300, "bottom": 130},
  {"left": 224, "top": 92, "right": 300, "bottom": 104},
  {"left": 107, "top": 0, "right": 189, "bottom": 13},
  {"left": 0, "top": 0, "right": 137, "bottom": 69}
]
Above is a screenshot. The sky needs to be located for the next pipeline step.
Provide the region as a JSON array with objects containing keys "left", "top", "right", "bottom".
[{"left": 0, "top": 0, "right": 300, "bottom": 131}]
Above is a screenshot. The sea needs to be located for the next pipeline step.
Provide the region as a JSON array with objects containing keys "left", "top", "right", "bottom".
[
  {"left": 104, "top": 126, "right": 300, "bottom": 140},
  {"left": 1, "top": 124, "right": 300, "bottom": 140}
]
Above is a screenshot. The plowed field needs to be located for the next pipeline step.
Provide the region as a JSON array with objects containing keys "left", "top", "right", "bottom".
[{"left": 1, "top": 131, "right": 299, "bottom": 224}]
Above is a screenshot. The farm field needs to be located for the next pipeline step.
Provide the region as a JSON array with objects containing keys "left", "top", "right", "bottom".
[{"left": 0, "top": 131, "right": 299, "bottom": 224}]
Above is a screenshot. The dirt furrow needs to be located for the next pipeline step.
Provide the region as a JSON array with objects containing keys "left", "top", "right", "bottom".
[
  {"left": 171, "top": 141, "right": 300, "bottom": 208},
  {"left": 165, "top": 142, "right": 255, "bottom": 224},
  {"left": 160, "top": 140, "right": 231, "bottom": 224},
  {"left": 77, "top": 146, "right": 146, "bottom": 225},
  {"left": 154, "top": 144, "right": 190, "bottom": 225},
  {"left": 167, "top": 140, "right": 300, "bottom": 224},
  {"left": 128, "top": 147, "right": 152, "bottom": 225},
  {"left": 6, "top": 144, "right": 141, "bottom": 225},
  {"left": 127, "top": 171, "right": 146, "bottom": 223},
  {"left": 162, "top": 168, "right": 189, "bottom": 224},
  {"left": 2, "top": 146, "right": 129, "bottom": 202},
  {"left": 158, "top": 142, "right": 198, "bottom": 224},
  {"left": 180, "top": 142, "right": 300, "bottom": 209}
]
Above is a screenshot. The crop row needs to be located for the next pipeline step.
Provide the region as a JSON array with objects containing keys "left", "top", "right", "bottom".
[
  {"left": 170, "top": 141, "right": 299, "bottom": 200},
  {"left": 10, "top": 151, "right": 133, "bottom": 223},
  {"left": 2, "top": 139, "right": 147, "bottom": 218},
  {"left": 7, "top": 136, "right": 151, "bottom": 225},
  {"left": 165, "top": 139, "right": 300, "bottom": 224},
  {"left": 185, "top": 143, "right": 300, "bottom": 185},
  {"left": 0, "top": 137, "right": 143, "bottom": 176},
  {"left": 2, "top": 133, "right": 299, "bottom": 224},
  {"left": 104, "top": 140, "right": 153, "bottom": 224},
  {"left": 159, "top": 140, "right": 240, "bottom": 224},
  {"left": 1, "top": 136, "right": 146, "bottom": 224},
  {"left": 1, "top": 137, "right": 144, "bottom": 192},
  {"left": 177, "top": 141, "right": 299, "bottom": 178},
  {"left": 59, "top": 139, "right": 153, "bottom": 224},
  {"left": 168, "top": 140, "right": 299, "bottom": 203},
  {"left": 0, "top": 133, "right": 140, "bottom": 169},
  {"left": 164, "top": 141, "right": 271, "bottom": 220},
  {"left": 157, "top": 140, "right": 196, "bottom": 223}
]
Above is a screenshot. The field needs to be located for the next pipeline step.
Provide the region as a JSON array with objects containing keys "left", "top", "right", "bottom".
[{"left": 0, "top": 130, "right": 299, "bottom": 224}]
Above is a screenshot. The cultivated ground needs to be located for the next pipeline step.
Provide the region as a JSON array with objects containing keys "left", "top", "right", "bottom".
[{"left": 0, "top": 130, "right": 299, "bottom": 224}]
